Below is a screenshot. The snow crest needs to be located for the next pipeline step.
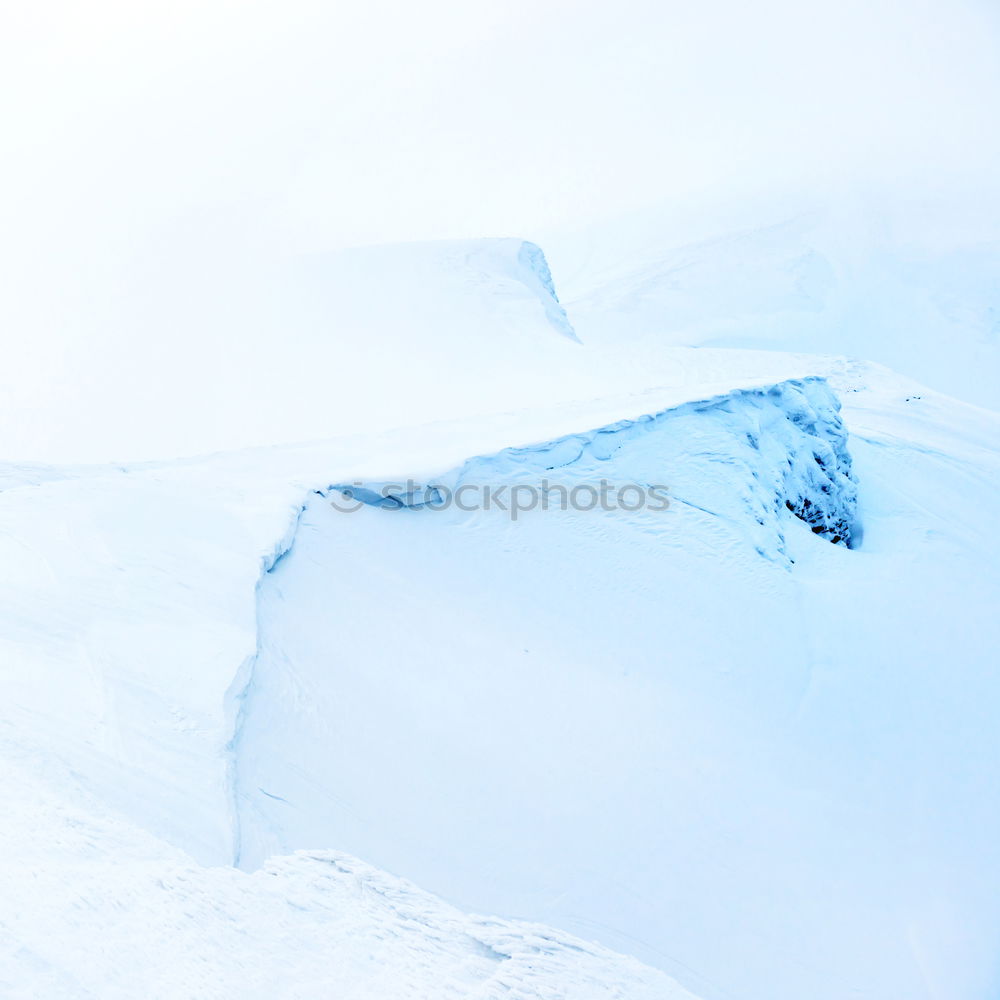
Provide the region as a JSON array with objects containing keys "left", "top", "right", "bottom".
[
  {"left": 328, "top": 376, "right": 857, "bottom": 557},
  {"left": 516, "top": 240, "right": 581, "bottom": 342}
]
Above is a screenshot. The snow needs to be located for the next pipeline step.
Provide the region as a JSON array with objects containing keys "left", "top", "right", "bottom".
[
  {"left": 2, "top": 228, "right": 999, "bottom": 1000},
  {"left": 547, "top": 191, "right": 1000, "bottom": 410},
  {"left": 228, "top": 364, "right": 1000, "bottom": 1000},
  {"left": 0, "top": 749, "right": 692, "bottom": 1000},
  {"left": 0, "top": 365, "right": 847, "bottom": 869}
]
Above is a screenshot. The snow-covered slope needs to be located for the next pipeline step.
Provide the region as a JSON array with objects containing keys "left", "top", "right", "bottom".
[
  {"left": 222, "top": 364, "right": 1000, "bottom": 1000},
  {"left": 0, "top": 367, "right": 838, "bottom": 868},
  {"left": 0, "top": 366, "right": 846, "bottom": 1000},
  {"left": 0, "top": 750, "right": 692, "bottom": 1000},
  {"left": 6, "top": 348, "right": 999, "bottom": 999},
  {"left": 550, "top": 194, "right": 1000, "bottom": 410}
]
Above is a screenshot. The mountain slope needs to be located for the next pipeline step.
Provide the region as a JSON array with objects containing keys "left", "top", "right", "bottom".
[
  {"left": 549, "top": 195, "right": 1000, "bottom": 410},
  {"left": 229, "top": 363, "right": 1000, "bottom": 1000}
]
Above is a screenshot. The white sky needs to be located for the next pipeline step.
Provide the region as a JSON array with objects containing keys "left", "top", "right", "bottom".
[{"left": 3, "top": 0, "right": 998, "bottom": 255}]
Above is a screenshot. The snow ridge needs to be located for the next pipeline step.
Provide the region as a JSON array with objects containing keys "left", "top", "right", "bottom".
[
  {"left": 516, "top": 240, "right": 581, "bottom": 343},
  {"left": 330, "top": 375, "right": 857, "bottom": 557},
  {"left": 224, "top": 501, "right": 309, "bottom": 867}
]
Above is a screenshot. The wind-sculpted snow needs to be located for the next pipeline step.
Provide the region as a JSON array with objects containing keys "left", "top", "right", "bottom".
[
  {"left": 329, "top": 377, "right": 857, "bottom": 552},
  {"left": 234, "top": 377, "right": 866, "bottom": 997},
  {"left": 230, "top": 378, "right": 859, "bottom": 879}
]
